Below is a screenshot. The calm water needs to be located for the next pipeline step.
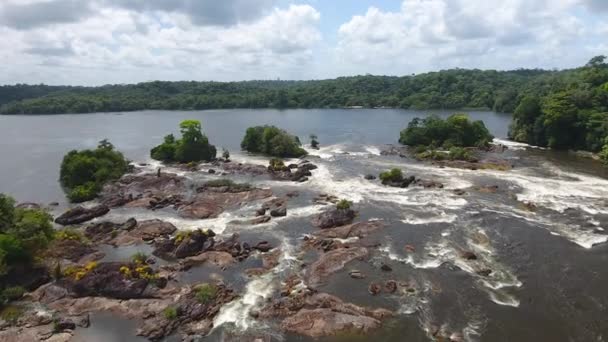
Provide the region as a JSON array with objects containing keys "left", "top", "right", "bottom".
[
  {"left": 1, "top": 109, "right": 608, "bottom": 342},
  {"left": 0, "top": 109, "right": 510, "bottom": 203}
]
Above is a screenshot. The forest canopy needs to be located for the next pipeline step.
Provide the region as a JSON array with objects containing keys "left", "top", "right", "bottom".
[
  {"left": 241, "top": 125, "right": 307, "bottom": 158},
  {"left": 150, "top": 120, "right": 217, "bottom": 163},
  {"left": 399, "top": 114, "right": 494, "bottom": 148},
  {"left": 59, "top": 140, "right": 130, "bottom": 202}
]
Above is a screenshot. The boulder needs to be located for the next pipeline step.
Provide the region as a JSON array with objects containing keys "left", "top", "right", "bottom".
[
  {"left": 384, "top": 280, "right": 397, "bottom": 293},
  {"left": 312, "top": 209, "right": 356, "bottom": 229},
  {"left": 461, "top": 251, "right": 477, "bottom": 260},
  {"left": 314, "top": 220, "right": 385, "bottom": 239},
  {"left": 55, "top": 205, "right": 110, "bottom": 225},
  {"left": 281, "top": 308, "right": 383, "bottom": 338},
  {"left": 270, "top": 206, "right": 287, "bottom": 217},
  {"left": 179, "top": 188, "right": 272, "bottom": 219},
  {"left": 364, "top": 174, "right": 376, "bottom": 180},
  {"left": 349, "top": 270, "right": 365, "bottom": 279},
  {"left": 62, "top": 262, "right": 154, "bottom": 299},
  {"left": 368, "top": 283, "right": 381, "bottom": 295}
]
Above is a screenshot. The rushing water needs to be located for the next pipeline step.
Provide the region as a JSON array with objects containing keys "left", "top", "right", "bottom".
[{"left": 1, "top": 109, "right": 608, "bottom": 342}]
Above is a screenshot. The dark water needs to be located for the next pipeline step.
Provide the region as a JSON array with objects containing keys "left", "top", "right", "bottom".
[{"left": 1, "top": 109, "right": 608, "bottom": 342}]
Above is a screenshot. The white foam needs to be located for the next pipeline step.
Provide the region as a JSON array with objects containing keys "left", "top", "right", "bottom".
[
  {"left": 492, "top": 138, "right": 530, "bottom": 151},
  {"left": 402, "top": 212, "right": 457, "bottom": 225}
]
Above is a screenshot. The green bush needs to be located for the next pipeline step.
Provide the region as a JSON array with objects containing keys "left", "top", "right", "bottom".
[
  {"left": 221, "top": 148, "right": 230, "bottom": 161},
  {"left": 601, "top": 143, "right": 608, "bottom": 164},
  {"left": 194, "top": 283, "right": 218, "bottom": 304},
  {"left": 0, "top": 305, "right": 23, "bottom": 324},
  {"left": 60, "top": 139, "right": 129, "bottom": 203},
  {"left": 399, "top": 114, "right": 493, "bottom": 148},
  {"left": 379, "top": 168, "right": 404, "bottom": 184},
  {"left": 151, "top": 120, "right": 217, "bottom": 163},
  {"left": 336, "top": 199, "right": 352, "bottom": 210},
  {"left": 2, "top": 286, "right": 25, "bottom": 301},
  {"left": 55, "top": 228, "right": 84, "bottom": 241},
  {"left": 131, "top": 252, "right": 148, "bottom": 264},
  {"left": 163, "top": 307, "right": 178, "bottom": 320},
  {"left": 268, "top": 158, "right": 287, "bottom": 171},
  {"left": 241, "top": 125, "right": 307, "bottom": 158},
  {"left": 310, "top": 134, "right": 319, "bottom": 149},
  {"left": 203, "top": 179, "right": 251, "bottom": 191}
]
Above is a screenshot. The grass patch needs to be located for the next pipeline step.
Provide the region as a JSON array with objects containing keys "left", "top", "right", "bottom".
[{"left": 194, "top": 283, "right": 218, "bottom": 304}]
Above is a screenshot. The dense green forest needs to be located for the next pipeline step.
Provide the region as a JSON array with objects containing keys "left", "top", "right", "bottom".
[
  {"left": 1, "top": 57, "right": 607, "bottom": 159},
  {"left": 0, "top": 69, "right": 553, "bottom": 114}
]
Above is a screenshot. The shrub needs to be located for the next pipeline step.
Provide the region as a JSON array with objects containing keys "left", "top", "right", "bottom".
[
  {"left": 336, "top": 199, "right": 352, "bottom": 210},
  {"left": 399, "top": 114, "right": 493, "bottom": 148},
  {"left": 448, "top": 147, "right": 475, "bottom": 161},
  {"left": 2, "top": 286, "right": 25, "bottom": 301},
  {"left": 0, "top": 305, "right": 23, "bottom": 324},
  {"left": 55, "top": 228, "right": 84, "bottom": 241},
  {"left": 379, "top": 168, "right": 404, "bottom": 184},
  {"left": 221, "top": 148, "right": 230, "bottom": 161},
  {"left": 151, "top": 120, "right": 217, "bottom": 163},
  {"left": 194, "top": 283, "right": 218, "bottom": 304},
  {"left": 600, "top": 142, "right": 608, "bottom": 164},
  {"left": 268, "top": 158, "right": 287, "bottom": 171},
  {"left": 203, "top": 179, "right": 251, "bottom": 191},
  {"left": 60, "top": 139, "right": 129, "bottom": 203},
  {"left": 163, "top": 307, "right": 178, "bottom": 320},
  {"left": 310, "top": 134, "right": 319, "bottom": 149},
  {"left": 241, "top": 125, "right": 307, "bottom": 158},
  {"left": 131, "top": 252, "right": 148, "bottom": 264}
]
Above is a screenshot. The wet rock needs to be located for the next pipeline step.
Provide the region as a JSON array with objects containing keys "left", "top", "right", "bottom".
[
  {"left": 474, "top": 185, "right": 499, "bottom": 193},
  {"left": 255, "top": 208, "right": 267, "bottom": 216},
  {"left": 16, "top": 202, "right": 42, "bottom": 210},
  {"left": 286, "top": 191, "right": 300, "bottom": 198},
  {"left": 384, "top": 280, "right": 397, "bottom": 294},
  {"left": 55, "top": 205, "right": 110, "bottom": 225},
  {"left": 178, "top": 251, "right": 235, "bottom": 269},
  {"left": 413, "top": 179, "right": 444, "bottom": 189},
  {"left": 349, "top": 270, "right": 365, "bottom": 279},
  {"left": 404, "top": 244, "right": 416, "bottom": 253},
  {"left": 179, "top": 188, "right": 272, "bottom": 219},
  {"left": 208, "top": 169, "right": 216, "bottom": 174},
  {"left": 253, "top": 241, "right": 273, "bottom": 253},
  {"left": 101, "top": 173, "right": 187, "bottom": 208},
  {"left": 281, "top": 308, "right": 383, "bottom": 338},
  {"left": 476, "top": 269, "right": 492, "bottom": 277},
  {"left": 380, "top": 145, "right": 409, "bottom": 157},
  {"left": 45, "top": 239, "right": 99, "bottom": 263},
  {"left": 220, "top": 162, "right": 268, "bottom": 176},
  {"left": 49, "top": 202, "right": 60, "bottom": 206},
  {"left": 520, "top": 201, "right": 537, "bottom": 211},
  {"left": 315, "top": 220, "right": 386, "bottom": 240},
  {"left": 54, "top": 318, "right": 76, "bottom": 331},
  {"left": 380, "top": 263, "right": 392, "bottom": 272},
  {"left": 313, "top": 193, "right": 339, "bottom": 205},
  {"left": 230, "top": 215, "right": 271, "bottom": 226},
  {"left": 307, "top": 247, "right": 368, "bottom": 287},
  {"left": 312, "top": 208, "right": 356, "bottom": 229},
  {"left": 453, "top": 189, "right": 466, "bottom": 196},
  {"left": 136, "top": 284, "right": 237, "bottom": 341},
  {"left": 270, "top": 206, "right": 287, "bottom": 217},
  {"left": 364, "top": 174, "right": 376, "bottom": 180},
  {"left": 174, "top": 230, "right": 215, "bottom": 259},
  {"left": 59, "top": 262, "right": 156, "bottom": 299},
  {"left": 287, "top": 163, "right": 298, "bottom": 169},
  {"left": 461, "top": 251, "right": 477, "bottom": 260},
  {"left": 368, "top": 283, "right": 381, "bottom": 295}
]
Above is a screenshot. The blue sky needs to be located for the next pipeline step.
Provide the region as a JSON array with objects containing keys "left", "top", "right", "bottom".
[{"left": 0, "top": 0, "right": 606, "bottom": 85}]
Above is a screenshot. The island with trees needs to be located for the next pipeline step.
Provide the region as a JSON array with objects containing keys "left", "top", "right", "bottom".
[
  {"left": 150, "top": 120, "right": 217, "bottom": 163},
  {"left": 241, "top": 125, "right": 307, "bottom": 158}
]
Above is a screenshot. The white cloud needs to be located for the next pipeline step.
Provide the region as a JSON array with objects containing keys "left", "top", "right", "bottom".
[
  {"left": 0, "top": 2, "right": 321, "bottom": 84},
  {"left": 335, "top": 0, "right": 600, "bottom": 76}
]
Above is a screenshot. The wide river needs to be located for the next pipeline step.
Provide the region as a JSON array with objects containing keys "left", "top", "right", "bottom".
[{"left": 1, "top": 109, "right": 607, "bottom": 342}]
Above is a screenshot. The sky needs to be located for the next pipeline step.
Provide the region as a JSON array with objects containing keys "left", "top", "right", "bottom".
[{"left": 0, "top": 0, "right": 607, "bottom": 85}]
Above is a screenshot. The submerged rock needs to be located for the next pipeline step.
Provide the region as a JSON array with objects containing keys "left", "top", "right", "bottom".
[
  {"left": 307, "top": 247, "right": 368, "bottom": 287},
  {"left": 55, "top": 205, "right": 110, "bottom": 225}
]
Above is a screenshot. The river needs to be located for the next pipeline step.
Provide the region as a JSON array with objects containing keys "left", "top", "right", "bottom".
[{"left": 1, "top": 109, "right": 607, "bottom": 341}]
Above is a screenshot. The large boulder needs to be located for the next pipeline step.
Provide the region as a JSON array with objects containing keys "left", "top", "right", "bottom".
[
  {"left": 314, "top": 220, "right": 386, "bottom": 239},
  {"left": 179, "top": 188, "right": 272, "bottom": 219},
  {"left": 281, "top": 308, "right": 383, "bottom": 338},
  {"left": 55, "top": 205, "right": 110, "bottom": 225},
  {"left": 312, "top": 209, "right": 356, "bottom": 229}
]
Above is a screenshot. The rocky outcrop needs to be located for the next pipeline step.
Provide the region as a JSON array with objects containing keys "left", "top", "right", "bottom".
[
  {"left": 380, "top": 145, "right": 409, "bottom": 157},
  {"left": 84, "top": 218, "right": 176, "bottom": 246},
  {"left": 153, "top": 229, "right": 215, "bottom": 259},
  {"left": 57, "top": 262, "right": 162, "bottom": 299},
  {"left": 55, "top": 205, "right": 110, "bottom": 225},
  {"left": 261, "top": 290, "right": 392, "bottom": 338},
  {"left": 100, "top": 173, "right": 187, "bottom": 208},
  {"left": 269, "top": 161, "right": 318, "bottom": 183},
  {"left": 314, "top": 220, "right": 386, "bottom": 239},
  {"left": 45, "top": 238, "right": 99, "bottom": 263},
  {"left": 178, "top": 187, "right": 272, "bottom": 219},
  {"left": 307, "top": 247, "right": 368, "bottom": 287},
  {"left": 136, "top": 284, "right": 237, "bottom": 341},
  {"left": 312, "top": 208, "right": 356, "bottom": 229}
]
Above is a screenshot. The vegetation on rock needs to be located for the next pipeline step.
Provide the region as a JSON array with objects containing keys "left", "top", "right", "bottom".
[
  {"left": 310, "top": 134, "right": 319, "bottom": 149},
  {"left": 379, "top": 168, "right": 404, "bottom": 184},
  {"left": 336, "top": 199, "right": 352, "bottom": 210},
  {"left": 399, "top": 114, "right": 493, "bottom": 149},
  {"left": 241, "top": 125, "right": 306, "bottom": 158},
  {"left": 151, "top": 120, "right": 217, "bottom": 163},
  {"left": 60, "top": 139, "right": 129, "bottom": 202},
  {"left": 194, "top": 283, "right": 218, "bottom": 304}
]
